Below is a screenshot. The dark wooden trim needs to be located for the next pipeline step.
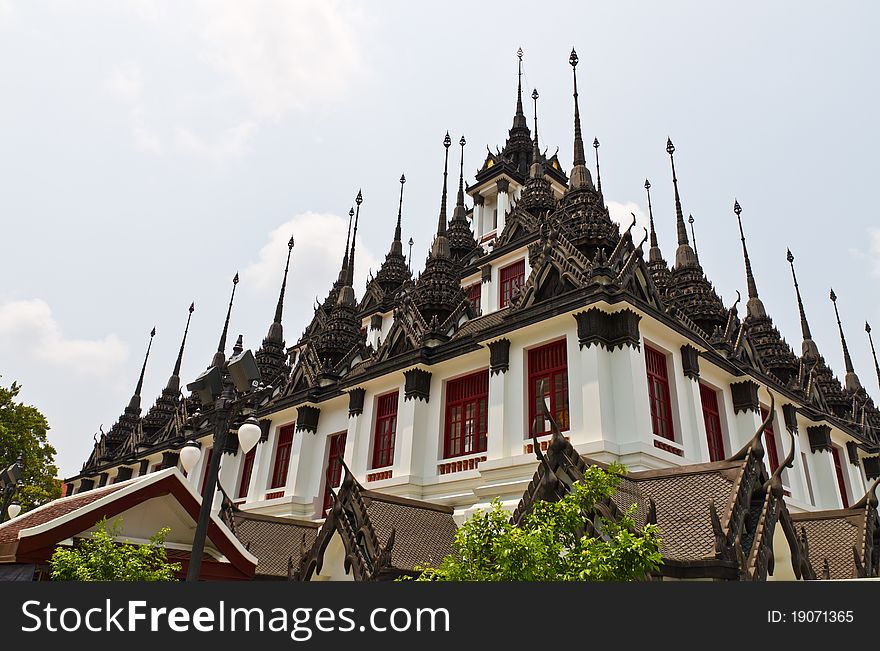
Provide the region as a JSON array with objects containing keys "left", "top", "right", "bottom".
[
  {"left": 488, "top": 338, "right": 510, "bottom": 375},
  {"left": 348, "top": 387, "right": 366, "bottom": 417},
  {"left": 730, "top": 380, "right": 760, "bottom": 414},
  {"left": 403, "top": 368, "right": 432, "bottom": 402},
  {"left": 295, "top": 405, "right": 320, "bottom": 434},
  {"left": 807, "top": 425, "right": 833, "bottom": 453},
  {"left": 680, "top": 344, "right": 700, "bottom": 381}
]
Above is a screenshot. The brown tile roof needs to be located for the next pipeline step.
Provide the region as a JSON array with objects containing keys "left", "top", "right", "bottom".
[
  {"left": 232, "top": 512, "right": 320, "bottom": 578},
  {"left": 453, "top": 310, "right": 506, "bottom": 339},
  {"left": 361, "top": 491, "right": 457, "bottom": 571},
  {"left": 0, "top": 483, "right": 127, "bottom": 544},
  {"left": 791, "top": 511, "right": 863, "bottom": 580}
]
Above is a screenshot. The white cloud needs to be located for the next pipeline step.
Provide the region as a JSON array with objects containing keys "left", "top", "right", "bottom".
[
  {"left": 194, "top": 0, "right": 365, "bottom": 120},
  {"left": 174, "top": 120, "right": 257, "bottom": 161},
  {"left": 870, "top": 229, "right": 880, "bottom": 278},
  {"left": 607, "top": 201, "right": 650, "bottom": 247},
  {"left": 0, "top": 299, "right": 128, "bottom": 377},
  {"left": 106, "top": 65, "right": 143, "bottom": 102},
  {"left": 0, "top": 0, "right": 15, "bottom": 27},
  {"left": 244, "top": 212, "right": 380, "bottom": 331}
]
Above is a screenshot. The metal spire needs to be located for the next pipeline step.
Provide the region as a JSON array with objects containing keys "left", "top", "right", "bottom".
[
  {"left": 513, "top": 47, "right": 526, "bottom": 129},
  {"left": 430, "top": 133, "right": 453, "bottom": 260},
  {"left": 455, "top": 135, "right": 466, "bottom": 214},
  {"left": 866, "top": 322, "right": 880, "bottom": 390},
  {"left": 338, "top": 208, "right": 354, "bottom": 284},
  {"left": 786, "top": 249, "right": 819, "bottom": 359},
  {"left": 568, "top": 48, "right": 590, "bottom": 190},
  {"left": 232, "top": 333, "right": 244, "bottom": 357},
  {"left": 593, "top": 138, "right": 602, "bottom": 194},
  {"left": 130, "top": 327, "right": 156, "bottom": 410},
  {"left": 212, "top": 273, "right": 238, "bottom": 368},
  {"left": 688, "top": 214, "right": 699, "bottom": 261},
  {"left": 529, "top": 88, "right": 544, "bottom": 179},
  {"left": 830, "top": 288, "right": 861, "bottom": 392},
  {"left": 667, "top": 138, "right": 697, "bottom": 268},
  {"left": 274, "top": 236, "right": 294, "bottom": 326},
  {"left": 347, "top": 190, "right": 362, "bottom": 288},
  {"left": 733, "top": 200, "right": 765, "bottom": 317},
  {"left": 168, "top": 303, "right": 194, "bottom": 391},
  {"left": 645, "top": 179, "right": 662, "bottom": 263},
  {"left": 394, "top": 174, "right": 405, "bottom": 247}
]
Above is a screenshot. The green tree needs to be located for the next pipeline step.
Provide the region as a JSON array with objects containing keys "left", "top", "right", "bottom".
[
  {"left": 0, "top": 378, "right": 60, "bottom": 511},
  {"left": 414, "top": 464, "right": 662, "bottom": 581},
  {"left": 50, "top": 517, "right": 181, "bottom": 581}
]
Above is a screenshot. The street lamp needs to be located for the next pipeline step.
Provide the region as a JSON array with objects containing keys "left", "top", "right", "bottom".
[
  {"left": 0, "top": 457, "right": 23, "bottom": 523},
  {"left": 184, "top": 347, "right": 268, "bottom": 581}
]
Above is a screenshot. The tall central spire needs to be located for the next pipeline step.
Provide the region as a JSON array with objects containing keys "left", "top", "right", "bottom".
[
  {"left": 645, "top": 179, "right": 662, "bottom": 262},
  {"left": 274, "top": 237, "right": 295, "bottom": 326},
  {"left": 666, "top": 138, "right": 697, "bottom": 268},
  {"left": 212, "top": 272, "right": 238, "bottom": 368},
  {"left": 733, "top": 200, "right": 765, "bottom": 318},
  {"left": 867, "top": 322, "right": 880, "bottom": 390},
  {"left": 513, "top": 47, "right": 526, "bottom": 130},
  {"left": 431, "top": 132, "right": 452, "bottom": 259},
  {"left": 830, "top": 288, "right": 861, "bottom": 392},
  {"left": 338, "top": 208, "right": 354, "bottom": 284},
  {"left": 529, "top": 88, "right": 544, "bottom": 179},
  {"left": 454, "top": 135, "right": 467, "bottom": 213},
  {"left": 786, "top": 249, "right": 819, "bottom": 359},
  {"left": 129, "top": 327, "right": 156, "bottom": 412},
  {"left": 568, "top": 48, "right": 591, "bottom": 190},
  {"left": 168, "top": 303, "right": 194, "bottom": 391}
]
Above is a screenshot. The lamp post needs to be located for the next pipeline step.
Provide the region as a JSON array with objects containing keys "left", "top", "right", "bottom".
[
  {"left": 184, "top": 348, "right": 267, "bottom": 581},
  {"left": 0, "top": 457, "right": 23, "bottom": 523}
]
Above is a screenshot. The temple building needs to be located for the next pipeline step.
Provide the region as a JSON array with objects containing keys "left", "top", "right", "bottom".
[{"left": 8, "top": 49, "right": 879, "bottom": 581}]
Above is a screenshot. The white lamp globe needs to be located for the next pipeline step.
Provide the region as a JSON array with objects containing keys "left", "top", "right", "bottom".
[
  {"left": 180, "top": 441, "right": 201, "bottom": 474},
  {"left": 238, "top": 418, "right": 261, "bottom": 455},
  {"left": 7, "top": 503, "right": 21, "bottom": 519}
]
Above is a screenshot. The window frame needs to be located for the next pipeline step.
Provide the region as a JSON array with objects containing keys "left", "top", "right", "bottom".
[
  {"left": 443, "top": 370, "right": 490, "bottom": 459},
  {"left": 322, "top": 430, "right": 348, "bottom": 515},
  {"left": 269, "top": 423, "right": 295, "bottom": 489},
  {"left": 760, "top": 406, "right": 781, "bottom": 475},
  {"left": 465, "top": 283, "right": 482, "bottom": 317},
  {"left": 372, "top": 391, "right": 399, "bottom": 470},
  {"left": 237, "top": 447, "right": 256, "bottom": 499},
  {"left": 831, "top": 444, "right": 850, "bottom": 508},
  {"left": 645, "top": 345, "right": 675, "bottom": 442},
  {"left": 699, "top": 383, "right": 725, "bottom": 462},
  {"left": 499, "top": 259, "right": 525, "bottom": 308},
  {"left": 527, "top": 338, "right": 570, "bottom": 438}
]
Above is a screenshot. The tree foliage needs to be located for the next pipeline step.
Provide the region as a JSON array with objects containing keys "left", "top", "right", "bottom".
[
  {"left": 414, "top": 464, "right": 662, "bottom": 581},
  {"left": 0, "top": 378, "right": 60, "bottom": 511},
  {"left": 50, "top": 518, "right": 181, "bottom": 581}
]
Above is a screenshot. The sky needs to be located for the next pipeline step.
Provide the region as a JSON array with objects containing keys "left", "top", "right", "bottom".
[{"left": 1, "top": 1, "right": 879, "bottom": 478}]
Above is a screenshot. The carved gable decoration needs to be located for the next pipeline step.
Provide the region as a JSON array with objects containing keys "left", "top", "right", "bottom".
[
  {"left": 296, "top": 405, "right": 321, "bottom": 434},
  {"left": 807, "top": 425, "right": 833, "bottom": 453},
  {"left": 680, "top": 345, "right": 700, "bottom": 381},
  {"left": 731, "top": 380, "right": 760, "bottom": 414},
  {"left": 574, "top": 308, "right": 641, "bottom": 351},
  {"left": 403, "top": 368, "right": 432, "bottom": 402},
  {"left": 509, "top": 225, "right": 591, "bottom": 312},
  {"left": 488, "top": 338, "right": 511, "bottom": 375}
]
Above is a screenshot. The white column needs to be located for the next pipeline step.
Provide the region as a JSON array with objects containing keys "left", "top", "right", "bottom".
[
  {"left": 678, "top": 374, "right": 709, "bottom": 462},
  {"left": 486, "top": 369, "right": 507, "bottom": 461},
  {"left": 473, "top": 199, "right": 483, "bottom": 239},
  {"left": 782, "top": 429, "right": 809, "bottom": 502},
  {"left": 247, "top": 433, "right": 272, "bottom": 501},
  {"left": 608, "top": 345, "right": 655, "bottom": 454},
  {"left": 576, "top": 344, "right": 613, "bottom": 447},
  {"left": 809, "top": 449, "right": 842, "bottom": 509},
  {"left": 496, "top": 186, "right": 508, "bottom": 233},
  {"left": 344, "top": 412, "right": 361, "bottom": 474},
  {"left": 394, "top": 394, "right": 430, "bottom": 482},
  {"left": 845, "top": 457, "right": 867, "bottom": 502},
  {"left": 216, "top": 449, "right": 239, "bottom": 509}
]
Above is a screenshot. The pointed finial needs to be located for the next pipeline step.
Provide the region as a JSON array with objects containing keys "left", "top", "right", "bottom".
[
  {"left": 733, "top": 200, "right": 763, "bottom": 317},
  {"left": 170, "top": 302, "right": 195, "bottom": 385},
  {"left": 568, "top": 48, "right": 588, "bottom": 188},
  {"left": 213, "top": 273, "right": 238, "bottom": 368},
  {"left": 532, "top": 88, "right": 540, "bottom": 146},
  {"left": 866, "top": 322, "right": 880, "bottom": 391},
  {"left": 455, "top": 135, "right": 467, "bottom": 211},
  {"left": 272, "top": 236, "right": 295, "bottom": 326},
  {"left": 232, "top": 333, "right": 244, "bottom": 357},
  {"left": 408, "top": 237, "right": 414, "bottom": 270},
  {"left": 394, "top": 174, "right": 406, "bottom": 244},
  {"left": 786, "top": 249, "right": 819, "bottom": 359},
  {"left": 347, "top": 191, "right": 362, "bottom": 287},
  {"left": 593, "top": 137, "right": 602, "bottom": 194},
  {"left": 134, "top": 327, "right": 156, "bottom": 398},
  {"left": 511, "top": 47, "right": 526, "bottom": 130},
  {"left": 688, "top": 214, "right": 699, "bottom": 261},
  {"left": 644, "top": 178, "right": 661, "bottom": 256},
  {"left": 437, "top": 132, "right": 452, "bottom": 237},
  {"left": 667, "top": 138, "right": 697, "bottom": 268},
  {"left": 830, "top": 289, "right": 861, "bottom": 391}
]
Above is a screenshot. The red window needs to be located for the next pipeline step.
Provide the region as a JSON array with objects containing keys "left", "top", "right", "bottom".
[
  {"left": 323, "top": 431, "right": 347, "bottom": 514},
  {"left": 831, "top": 445, "right": 849, "bottom": 508},
  {"left": 761, "top": 407, "right": 780, "bottom": 474},
  {"left": 528, "top": 339, "right": 570, "bottom": 436},
  {"left": 466, "top": 283, "right": 482, "bottom": 316},
  {"left": 444, "top": 371, "right": 489, "bottom": 458},
  {"left": 499, "top": 260, "right": 525, "bottom": 308},
  {"left": 700, "top": 384, "right": 725, "bottom": 462},
  {"left": 373, "top": 392, "right": 399, "bottom": 469},
  {"left": 237, "top": 447, "right": 256, "bottom": 499},
  {"left": 199, "top": 448, "right": 214, "bottom": 495},
  {"left": 645, "top": 346, "right": 674, "bottom": 441},
  {"left": 270, "top": 424, "right": 295, "bottom": 489}
]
